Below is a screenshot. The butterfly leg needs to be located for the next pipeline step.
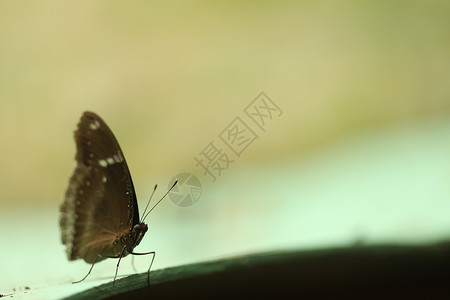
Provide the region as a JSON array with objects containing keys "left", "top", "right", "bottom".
[
  {"left": 131, "top": 250, "right": 155, "bottom": 286},
  {"left": 113, "top": 245, "right": 128, "bottom": 283},
  {"left": 131, "top": 255, "right": 137, "bottom": 272},
  {"left": 91, "top": 246, "right": 127, "bottom": 283},
  {"left": 72, "top": 255, "right": 101, "bottom": 284}
]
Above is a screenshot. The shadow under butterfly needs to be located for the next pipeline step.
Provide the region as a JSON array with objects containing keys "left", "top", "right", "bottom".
[{"left": 60, "top": 111, "right": 176, "bottom": 285}]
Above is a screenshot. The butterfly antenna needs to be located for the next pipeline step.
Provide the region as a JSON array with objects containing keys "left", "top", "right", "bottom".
[
  {"left": 140, "top": 184, "right": 158, "bottom": 221},
  {"left": 142, "top": 180, "right": 178, "bottom": 222}
]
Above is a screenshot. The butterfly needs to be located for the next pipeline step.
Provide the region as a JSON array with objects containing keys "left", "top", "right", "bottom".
[{"left": 60, "top": 111, "right": 175, "bottom": 284}]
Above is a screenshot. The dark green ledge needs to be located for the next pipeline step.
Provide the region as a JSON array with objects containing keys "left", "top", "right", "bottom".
[{"left": 63, "top": 242, "right": 450, "bottom": 299}]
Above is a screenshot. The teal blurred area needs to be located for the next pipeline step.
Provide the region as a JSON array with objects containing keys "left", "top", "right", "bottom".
[
  {"left": 2, "top": 114, "right": 450, "bottom": 297},
  {"left": 0, "top": 0, "right": 449, "bottom": 297}
]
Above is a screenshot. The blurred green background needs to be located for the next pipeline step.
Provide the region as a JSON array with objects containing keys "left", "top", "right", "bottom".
[{"left": 0, "top": 0, "right": 450, "bottom": 296}]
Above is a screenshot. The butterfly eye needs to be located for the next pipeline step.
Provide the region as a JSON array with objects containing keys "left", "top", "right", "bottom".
[{"left": 132, "top": 224, "right": 141, "bottom": 234}]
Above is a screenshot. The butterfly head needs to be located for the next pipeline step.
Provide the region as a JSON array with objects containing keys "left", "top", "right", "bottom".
[{"left": 132, "top": 222, "right": 148, "bottom": 247}]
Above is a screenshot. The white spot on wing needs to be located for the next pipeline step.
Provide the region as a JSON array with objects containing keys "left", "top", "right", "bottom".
[
  {"left": 89, "top": 120, "right": 100, "bottom": 130},
  {"left": 107, "top": 157, "right": 114, "bottom": 165},
  {"left": 102, "top": 176, "right": 107, "bottom": 183},
  {"left": 98, "top": 159, "right": 108, "bottom": 167}
]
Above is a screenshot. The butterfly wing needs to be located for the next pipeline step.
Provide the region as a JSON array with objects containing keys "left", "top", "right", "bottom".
[{"left": 60, "top": 111, "right": 139, "bottom": 263}]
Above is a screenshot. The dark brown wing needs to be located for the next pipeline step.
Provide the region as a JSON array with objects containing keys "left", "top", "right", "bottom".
[{"left": 60, "top": 111, "right": 139, "bottom": 263}]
